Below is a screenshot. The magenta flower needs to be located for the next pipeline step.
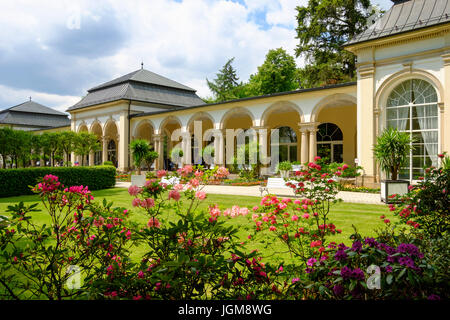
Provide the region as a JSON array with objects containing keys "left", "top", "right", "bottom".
[{"left": 128, "top": 185, "right": 142, "bottom": 196}]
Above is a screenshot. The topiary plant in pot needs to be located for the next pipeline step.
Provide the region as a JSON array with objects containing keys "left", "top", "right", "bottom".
[
  {"left": 374, "top": 128, "right": 413, "bottom": 203},
  {"left": 277, "top": 161, "right": 292, "bottom": 178},
  {"left": 130, "top": 139, "right": 150, "bottom": 186}
]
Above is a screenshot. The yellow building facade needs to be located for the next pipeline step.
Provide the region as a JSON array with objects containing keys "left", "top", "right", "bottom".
[{"left": 64, "top": 0, "right": 449, "bottom": 187}]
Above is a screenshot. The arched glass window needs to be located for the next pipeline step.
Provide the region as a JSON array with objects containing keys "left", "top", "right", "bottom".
[
  {"left": 276, "top": 126, "right": 297, "bottom": 162},
  {"left": 386, "top": 79, "right": 438, "bottom": 180},
  {"left": 317, "top": 123, "right": 343, "bottom": 163}
]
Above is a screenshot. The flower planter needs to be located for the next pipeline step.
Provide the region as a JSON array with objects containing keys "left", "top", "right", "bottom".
[
  {"left": 337, "top": 177, "right": 356, "bottom": 187},
  {"left": 131, "top": 174, "right": 146, "bottom": 187},
  {"left": 280, "top": 170, "right": 290, "bottom": 179},
  {"left": 380, "top": 180, "right": 410, "bottom": 203},
  {"left": 292, "top": 165, "right": 302, "bottom": 172}
]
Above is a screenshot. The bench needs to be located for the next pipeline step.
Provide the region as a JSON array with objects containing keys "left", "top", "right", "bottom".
[{"left": 259, "top": 178, "right": 297, "bottom": 196}]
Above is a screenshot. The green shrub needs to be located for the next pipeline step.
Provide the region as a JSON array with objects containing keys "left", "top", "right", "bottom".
[
  {"left": 0, "top": 166, "right": 116, "bottom": 197},
  {"left": 103, "top": 161, "right": 114, "bottom": 166}
]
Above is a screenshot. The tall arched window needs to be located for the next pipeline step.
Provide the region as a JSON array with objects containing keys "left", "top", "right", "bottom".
[
  {"left": 386, "top": 79, "right": 438, "bottom": 180},
  {"left": 317, "top": 123, "right": 343, "bottom": 163}
]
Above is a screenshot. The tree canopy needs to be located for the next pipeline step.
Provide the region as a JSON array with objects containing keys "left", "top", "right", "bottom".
[{"left": 295, "top": 0, "right": 379, "bottom": 88}]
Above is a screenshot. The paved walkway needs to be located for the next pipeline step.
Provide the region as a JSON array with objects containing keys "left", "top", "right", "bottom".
[{"left": 115, "top": 181, "right": 382, "bottom": 205}]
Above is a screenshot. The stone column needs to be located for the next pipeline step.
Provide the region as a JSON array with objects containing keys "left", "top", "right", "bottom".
[
  {"left": 118, "top": 112, "right": 129, "bottom": 172},
  {"left": 102, "top": 137, "right": 108, "bottom": 164},
  {"left": 308, "top": 125, "right": 319, "bottom": 162},
  {"left": 213, "top": 128, "right": 225, "bottom": 166},
  {"left": 299, "top": 125, "right": 309, "bottom": 165},
  {"left": 442, "top": 53, "right": 450, "bottom": 160},
  {"left": 181, "top": 129, "right": 191, "bottom": 166},
  {"left": 357, "top": 64, "right": 376, "bottom": 183},
  {"left": 153, "top": 134, "right": 163, "bottom": 170},
  {"left": 89, "top": 152, "right": 95, "bottom": 166}
]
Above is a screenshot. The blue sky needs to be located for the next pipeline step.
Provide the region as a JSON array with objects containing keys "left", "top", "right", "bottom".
[{"left": 0, "top": 0, "right": 393, "bottom": 113}]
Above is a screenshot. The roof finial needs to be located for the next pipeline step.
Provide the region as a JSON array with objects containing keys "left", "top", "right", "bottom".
[
  {"left": 141, "top": 61, "right": 144, "bottom": 70},
  {"left": 29, "top": 96, "right": 32, "bottom": 101}
]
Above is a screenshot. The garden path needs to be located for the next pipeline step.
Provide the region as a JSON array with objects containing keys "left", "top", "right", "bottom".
[{"left": 115, "top": 182, "right": 382, "bottom": 204}]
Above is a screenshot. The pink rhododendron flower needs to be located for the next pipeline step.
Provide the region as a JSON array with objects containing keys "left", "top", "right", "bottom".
[
  {"left": 302, "top": 213, "right": 310, "bottom": 219},
  {"left": 147, "top": 217, "right": 160, "bottom": 228},
  {"left": 189, "top": 178, "right": 200, "bottom": 188},
  {"left": 194, "top": 170, "right": 203, "bottom": 177},
  {"left": 168, "top": 190, "right": 181, "bottom": 201},
  {"left": 128, "top": 185, "right": 142, "bottom": 196},
  {"left": 252, "top": 206, "right": 259, "bottom": 211},
  {"left": 140, "top": 198, "right": 155, "bottom": 208},
  {"left": 307, "top": 258, "right": 317, "bottom": 266},
  {"left": 156, "top": 170, "right": 167, "bottom": 178},
  {"left": 239, "top": 207, "right": 249, "bottom": 216},
  {"left": 132, "top": 198, "right": 140, "bottom": 207},
  {"left": 209, "top": 204, "right": 221, "bottom": 219},
  {"left": 174, "top": 184, "right": 184, "bottom": 191},
  {"left": 195, "top": 191, "right": 206, "bottom": 200},
  {"left": 291, "top": 215, "right": 299, "bottom": 221},
  {"left": 215, "top": 166, "right": 230, "bottom": 179}
]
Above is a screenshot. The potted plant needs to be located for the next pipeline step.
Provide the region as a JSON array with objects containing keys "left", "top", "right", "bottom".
[
  {"left": 202, "top": 145, "right": 215, "bottom": 168},
  {"left": 277, "top": 161, "right": 292, "bottom": 178},
  {"left": 130, "top": 139, "right": 150, "bottom": 186},
  {"left": 144, "top": 150, "right": 159, "bottom": 171},
  {"left": 374, "top": 128, "right": 413, "bottom": 203},
  {"left": 291, "top": 161, "right": 302, "bottom": 172},
  {"left": 170, "top": 147, "right": 184, "bottom": 169}
]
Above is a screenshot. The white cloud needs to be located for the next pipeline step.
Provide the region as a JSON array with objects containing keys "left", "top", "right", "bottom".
[
  {"left": 0, "top": 0, "right": 310, "bottom": 107},
  {"left": 0, "top": 84, "right": 79, "bottom": 114}
]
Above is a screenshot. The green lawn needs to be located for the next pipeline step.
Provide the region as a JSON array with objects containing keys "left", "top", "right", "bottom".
[{"left": 0, "top": 188, "right": 392, "bottom": 264}]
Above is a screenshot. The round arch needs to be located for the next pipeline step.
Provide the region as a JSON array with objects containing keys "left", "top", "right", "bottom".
[
  {"left": 260, "top": 101, "right": 304, "bottom": 127},
  {"left": 219, "top": 107, "right": 255, "bottom": 130},
  {"left": 158, "top": 115, "right": 182, "bottom": 133},
  {"left": 90, "top": 120, "right": 103, "bottom": 136},
  {"left": 310, "top": 93, "right": 357, "bottom": 122},
  {"left": 133, "top": 119, "right": 156, "bottom": 137},
  {"left": 78, "top": 122, "right": 88, "bottom": 133},
  {"left": 186, "top": 111, "right": 215, "bottom": 130},
  {"left": 133, "top": 119, "right": 155, "bottom": 143},
  {"left": 103, "top": 119, "right": 119, "bottom": 136}
]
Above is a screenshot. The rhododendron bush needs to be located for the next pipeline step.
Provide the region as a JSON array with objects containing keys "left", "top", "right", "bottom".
[
  {"left": 0, "top": 174, "right": 133, "bottom": 299},
  {"left": 0, "top": 163, "right": 448, "bottom": 300},
  {"left": 251, "top": 158, "right": 343, "bottom": 266}
]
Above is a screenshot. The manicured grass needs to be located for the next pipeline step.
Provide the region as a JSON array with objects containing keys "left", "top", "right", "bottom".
[{"left": 0, "top": 188, "right": 392, "bottom": 264}]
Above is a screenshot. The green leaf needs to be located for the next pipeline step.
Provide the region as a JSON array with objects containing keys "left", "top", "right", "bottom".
[{"left": 386, "top": 274, "right": 393, "bottom": 285}]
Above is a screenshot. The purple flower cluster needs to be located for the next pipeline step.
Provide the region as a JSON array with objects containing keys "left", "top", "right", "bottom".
[
  {"left": 334, "top": 249, "right": 348, "bottom": 261},
  {"left": 397, "top": 243, "right": 424, "bottom": 258},
  {"left": 378, "top": 243, "right": 396, "bottom": 255},
  {"left": 333, "top": 284, "right": 344, "bottom": 296},
  {"left": 340, "top": 266, "right": 365, "bottom": 281},
  {"left": 364, "top": 237, "right": 378, "bottom": 247},
  {"left": 351, "top": 241, "right": 362, "bottom": 253},
  {"left": 334, "top": 243, "right": 349, "bottom": 261}
]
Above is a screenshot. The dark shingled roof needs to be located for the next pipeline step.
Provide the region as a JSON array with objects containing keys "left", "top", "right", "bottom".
[
  {"left": 68, "top": 68, "right": 205, "bottom": 111},
  {"left": 2, "top": 100, "right": 67, "bottom": 116},
  {"left": 345, "top": 0, "right": 450, "bottom": 46},
  {"left": 0, "top": 100, "right": 70, "bottom": 129}
]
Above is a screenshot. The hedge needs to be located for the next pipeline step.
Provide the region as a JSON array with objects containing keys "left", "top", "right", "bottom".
[{"left": 0, "top": 166, "right": 116, "bottom": 197}]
